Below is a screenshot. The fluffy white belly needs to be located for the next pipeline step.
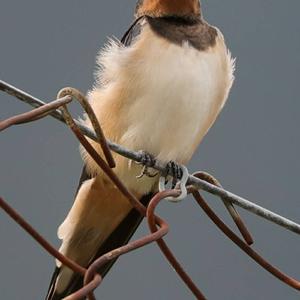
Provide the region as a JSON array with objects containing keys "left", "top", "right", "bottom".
[
  {"left": 120, "top": 31, "right": 234, "bottom": 164},
  {"left": 86, "top": 27, "right": 234, "bottom": 194}
]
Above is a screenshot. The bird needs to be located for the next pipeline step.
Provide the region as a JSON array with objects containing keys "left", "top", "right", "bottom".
[{"left": 46, "top": 0, "right": 235, "bottom": 299}]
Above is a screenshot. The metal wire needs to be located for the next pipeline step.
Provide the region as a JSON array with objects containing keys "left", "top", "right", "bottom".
[
  {"left": 0, "top": 95, "right": 72, "bottom": 131},
  {"left": 191, "top": 173, "right": 300, "bottom": 290},
  {"left": 57, "top": 92, "right": 205, "bottom": 299},
  {"left": 1, "top": 79, "right": 300, "bottom": 235},
  {"left": 57, "top": 87, "right": 115, "bottom": 168},
  {"left": 0, "top": 84, "right": 206, "bottom": 299},
  {"left": 1, "top": 81, "right": 300, "bottom": 299}
]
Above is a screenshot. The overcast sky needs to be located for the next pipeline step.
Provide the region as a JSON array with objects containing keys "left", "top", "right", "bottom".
[{"left": 1, "top": 1, "right": 300, "bottom": 299}]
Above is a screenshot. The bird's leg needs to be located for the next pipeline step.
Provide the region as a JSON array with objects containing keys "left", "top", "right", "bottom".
[
  {"left": 164, "top": 161, "right": 184, "bottom": 189},
  {"left": 135, "top": 151, "right": 159, "bottom": 179},
  {"left": 158, "top": 162, "right": 189, "bottom": 202},
  {"left": 136, "top": 165, "right": 159, "bottom": 179}
]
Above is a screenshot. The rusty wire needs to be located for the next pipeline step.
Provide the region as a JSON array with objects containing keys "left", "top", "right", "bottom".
[
  {"left": 57, "top": 87, "right": 115, "bottom": 169},
  {"left": 1, "top": 82, "right": 300, "bottom": 299},
  {"left": 0, "top": 87, "right": 205, "bottom": 299},
  {"left": 0, "top": 197, "right": 86, "bottom": 277},
  {"left": 191, "top": 172, "right": 300, "bottom": 291},
  {"left": 0, "top": 95, "right": 72, "bottom": 131},
  {"left": 68, "top": 191, "right": 177, "bottom": 300},
  {"left": 1, "top": 79, "right": 300, "bottom": 235},
  {"left": 56, "top": 89, "right": 205, "bottom": 299}
]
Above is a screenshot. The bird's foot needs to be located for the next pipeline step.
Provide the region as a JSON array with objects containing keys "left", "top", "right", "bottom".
[
  {"left": 136, "top": 165, "right": 159, "bottom": 179},
  {"left": 164, "top": 161, "right": 184, "bottom": 189},
  {"left": 137, "top": 150, "right": 156, "bottom": 167},
  {"left": 135, "top": 151, "right": 158, "bottom": 179},
  {"left": 159, "top": 162, "right": 189, "bottom": 202}
]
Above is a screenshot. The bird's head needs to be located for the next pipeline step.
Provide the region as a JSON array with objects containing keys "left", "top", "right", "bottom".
[{"left": 135, "top": 0, "right": 202, "bottom": 19}]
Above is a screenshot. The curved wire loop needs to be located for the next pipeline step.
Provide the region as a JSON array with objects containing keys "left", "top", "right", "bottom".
[
  {"left": 196, "top": 172, "right": 254, "bottom": 245},
  {"left": 58, "top": 93, "right": 146, "bottom": 216},
  {"left": 69, "top": 191, "right": 174, "bottom": 300},
  {"left": 191, "top": 172, "right": 300, "bottom": 291},
  {"left": 57, "top": 87, "right": 115, "bottom": 168},
  {"left": 2, "top": 83, "right": 299, "bottom": 299},
  {"left": 147, "top": 190, "right": 207, "bottom": 300},
  {"left": 55, "top": 92, "right": 208, "bottom": 299},
  {"left": 70, "top": 190, "right": 207, "bottom": 300}
]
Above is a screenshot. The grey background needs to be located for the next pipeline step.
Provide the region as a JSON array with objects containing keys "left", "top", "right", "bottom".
[{"left": 1, "top": 1, "right": 299, "bottom": 299}]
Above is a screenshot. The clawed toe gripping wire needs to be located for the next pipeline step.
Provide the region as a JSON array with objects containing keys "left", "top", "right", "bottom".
[
  {"left": 135, "top": 151, "right": 159, "bottom": 179},
  {"left": 1, "top": 80, "right": 300, "bottom": 299}
]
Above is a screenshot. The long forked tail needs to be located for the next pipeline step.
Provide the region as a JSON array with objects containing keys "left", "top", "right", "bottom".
[{"left": 45, "top": 191, "right": 152, "bottom": 300}]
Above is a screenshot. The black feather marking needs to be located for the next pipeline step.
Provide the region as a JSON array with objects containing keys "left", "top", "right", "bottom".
[
  {"left": 45, "top": 267, "right": 61, "bottom": 300},
  {"left": 121, "top": 16, "right": 145, "bottom": 47}
]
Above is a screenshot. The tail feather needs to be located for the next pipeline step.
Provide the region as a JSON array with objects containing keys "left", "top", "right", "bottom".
[{"left": 45, "top": 193, "right": 152, "bottom": 300}]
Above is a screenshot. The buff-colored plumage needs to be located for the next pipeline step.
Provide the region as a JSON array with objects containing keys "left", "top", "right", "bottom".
[
  {"left": 81, "top": 25, "right": 234, "bottom": 194},
  {"left": 47, "top": 1, "right": 235, "bottom": 297},
  {"left": 56, "top": 23, "right": 234, "bottom": 293}
]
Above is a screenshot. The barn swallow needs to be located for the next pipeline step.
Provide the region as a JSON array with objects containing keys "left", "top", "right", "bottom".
[{"left": 46, "top": 0, "right": 235, "bottom": 299}]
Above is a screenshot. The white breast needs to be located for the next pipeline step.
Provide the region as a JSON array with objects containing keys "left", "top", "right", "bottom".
[
  {"left": 86, "top": 25, "right": 235, "bottom": 194},
  {"left": 120, "top": 27, "right": 234, "bottom": 161}
]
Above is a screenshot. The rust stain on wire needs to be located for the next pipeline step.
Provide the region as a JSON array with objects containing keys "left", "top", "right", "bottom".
[{"left": 1, "top": 83, "right": 300, "bottom": 299}]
